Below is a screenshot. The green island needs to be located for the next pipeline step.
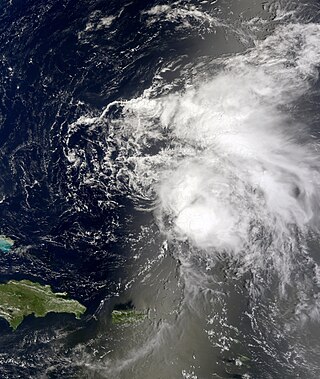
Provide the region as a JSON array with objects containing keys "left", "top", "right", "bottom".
[
  {"left": 0, "top": 235, "right": 14, "bottom": 253},
  {"left": 0, "top": 280, "right": 86, "bottom": 330},
  {"left": 111, "top": 309, "right": 147, "bottom": 325}
]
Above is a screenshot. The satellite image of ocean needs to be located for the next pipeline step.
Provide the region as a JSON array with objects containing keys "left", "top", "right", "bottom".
[{"left": 0, "top": 0, "right": 320, "bottom": 378}]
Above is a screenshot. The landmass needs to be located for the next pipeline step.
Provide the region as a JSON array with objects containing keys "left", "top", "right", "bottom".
[
  {"left": 0, "top": 235, "right": 14, "bottom": 253},
  {"left": 112, "top": 309, "right": 147, "bottom": 325},
  {"left": 0, "top": 280, "right": 86, "bottom": 330}
]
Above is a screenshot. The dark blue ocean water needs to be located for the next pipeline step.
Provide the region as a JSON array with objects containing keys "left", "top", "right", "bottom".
[{"left": 0, "top": 0, "right": 221, "bottom": 375}]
